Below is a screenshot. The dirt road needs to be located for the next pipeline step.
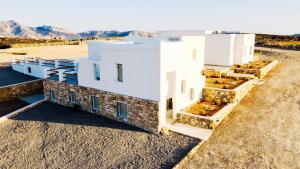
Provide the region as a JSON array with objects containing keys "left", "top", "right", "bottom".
[{"left": 177, "top": 48, "right": 300, "bottom": 169}]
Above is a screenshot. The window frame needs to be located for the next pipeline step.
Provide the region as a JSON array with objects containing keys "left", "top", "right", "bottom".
[
  {"left": 117, "top": 102, "right": 128, "bottom": 120},
  {"left": 190, "top": 88, "right": 194, "bottom": 100},
  {"left": 181, "top": 80, "right": 186, "bottom": 93},
  {"left": 93, "top": 63, "right": 100, "bottom": 81},
  {"left": 192, "top": 49, "right": 197, "bottom": 61},
  {"left": 117, "top": 63, "right": 123, "bottom": 82},
  {"left": 91, "top": 95, "right": 100, "bottom": 112},
  {"left": 50, "top": 90, "right": 56, "bottom": 102},
  {"left": 69, "top": 90, "right": 76, "bottom": 104}
]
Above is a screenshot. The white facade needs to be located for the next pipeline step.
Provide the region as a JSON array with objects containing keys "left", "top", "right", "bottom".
[
  {"left": 158, "top": 31, "right": 255, "bottom": 66},
  {"left": 78, "top": 36, "right": 206, "bottom": 129},
  {"left": 12, "top": 58, "right": 53, "bottom": 78}
]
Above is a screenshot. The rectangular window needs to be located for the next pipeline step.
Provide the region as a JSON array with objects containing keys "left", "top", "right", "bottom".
[
  {"left": 190, "top": 88, "right": 194, "bottom": 100},
  {"left": 50, "top": 90, "right": 56, "bottom": 102},
  {"left": 93, "top": 63, "right": 100, "bottom": 81},
  {"left": 117, "top": 102, "right": 128, "bottom": 119},
  {"left": 69, "top": 91, "right": 76, "bottom": 104},
  {"left": 181, "top": 80, "right": 186, "bottom": 93},
  {"left": 192, "top": 49, "right": 197, "bottom": 60},
  {"left": 117, "top": 64, "right": 123, "bottom": 82},
  {"left": 27, "top": 67, "right": 31, "bottom": 73},
  {"left": 91, "top": 95, "right": 100, "bottom": 112}
]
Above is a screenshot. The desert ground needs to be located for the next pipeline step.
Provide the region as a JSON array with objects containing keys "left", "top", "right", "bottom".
[
  {"left": 0, "top": 45, "right": 299, "bottom": 168},
  {"left": 0, "top": 44, "right": 88, "bottom": 63},
  {"left": 0, "top": 102, "right": 198, "bottom": 169},
  {"left": 176, "top": 47, "right": 300, "bottom": 169}
]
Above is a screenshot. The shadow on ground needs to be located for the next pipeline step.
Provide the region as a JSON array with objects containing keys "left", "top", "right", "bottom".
[{"left": 11, "top": 102, "right": 148, "bottom": 133}]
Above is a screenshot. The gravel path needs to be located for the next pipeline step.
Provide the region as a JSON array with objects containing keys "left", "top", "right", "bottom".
[
  {"left": 0, "top": 66, "right": 37, "bottom": 87},
  {"left": 0, "top": 102, "right": 199, "bottom": 169},
  {"left": 176, "top": 48, "right": 300, "bottom": 169}
]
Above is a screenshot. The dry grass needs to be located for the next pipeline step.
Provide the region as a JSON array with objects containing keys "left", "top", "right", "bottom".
[
  {"left": 186, "top": 101, "right": 225, "bottom": 116},
  {"left": 206, "top": 77, "right": 246, "bottom": 89},
  {"left": 177, "top": 47, "right": 300, "bottom": 169},
  {"left": 232, "top": 60, "right": 272, "bottom": 69}
]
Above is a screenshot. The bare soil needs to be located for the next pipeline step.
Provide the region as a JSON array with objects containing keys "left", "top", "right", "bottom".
[
  {"left": 0, "top": 102, "right": 199, "bottom": 169},
  {"left": 176, "top": 47, "right": 300, "bottom": 169}
]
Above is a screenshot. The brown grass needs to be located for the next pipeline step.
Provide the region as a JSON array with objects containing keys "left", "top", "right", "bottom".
[{"left": 186, "top": 101, "right": 225, "bottom": 116}]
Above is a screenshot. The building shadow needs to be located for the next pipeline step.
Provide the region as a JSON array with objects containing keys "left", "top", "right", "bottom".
[{"left": 10, "top": 102, "right": 148, "bottom": 133}]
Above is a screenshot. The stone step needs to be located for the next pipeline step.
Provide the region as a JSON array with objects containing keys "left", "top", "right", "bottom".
[{"left": 166, "top": 122, "right": 213, "bottom": 140}]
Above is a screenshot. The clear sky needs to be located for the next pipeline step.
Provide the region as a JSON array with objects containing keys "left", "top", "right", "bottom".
[{"left": 0, "top": 0, "right": 299, "bottom": 35}]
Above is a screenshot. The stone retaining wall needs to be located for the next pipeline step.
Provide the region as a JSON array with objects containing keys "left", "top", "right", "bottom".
[
  {"left": 177, "top": 113, "right": 214, "bottom": 129},
  {"left": 232, "top": 60, "right": 278, "bottom": 79},
  {"left": 0, "top": 80, "right": 43, "bottom": 103},
  {"left": 202, "top": 79, "right": 255, "bottom": 105},
  {"left": 43, "top": 80, "right": 160, "bottom": 133}
]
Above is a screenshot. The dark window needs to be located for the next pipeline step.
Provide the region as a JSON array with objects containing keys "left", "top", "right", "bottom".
[
  {"left": 117, "top": 64, "right": 123, "bottom": 82},
  {"left": 27, "top": 67, "right": 31, "bottom": 73},
  {"left": 91, "top": 95, "right": 100, "bottom": 112},
  {"left": 167, "top": 98, "right": 173, "bottom": 110},
  {"left": 50, "top": 90, "right": 56, "bottom": 102},
  {"left": 93, "top": 63, "right": 100, "bottom": 81},
  {"left": 69, "top": 91, "right": 76, "bottom": 104},
  {"left": 117, "top": 102, "right": 128, "bottom": 119}
]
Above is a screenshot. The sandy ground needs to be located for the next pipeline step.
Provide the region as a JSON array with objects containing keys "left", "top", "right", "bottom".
[
  {"left": 0, "top": 102, "right": 199, "bottom": 169},
  {"left": 0, "top": 44, "right": 88, "bottom": 63},
  {"left": 177, "top": 47, "right": 300, "bottom": 169}
]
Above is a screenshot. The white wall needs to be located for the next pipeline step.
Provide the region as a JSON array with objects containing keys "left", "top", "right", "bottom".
[
  {"left": 204, "top": 34, "right": 235, "bottom": 66},
  {"left": 12, "top": 62, "right": 50, "bottom": 78},
  {"left": 78, "top": 41, "right": 161, "bottom": 101},
  {"left": 233, "top": 34, "right": 255, "bottom": 64},
  {"left": 159, "top": 36, "right": 206, "bottom": 125}
]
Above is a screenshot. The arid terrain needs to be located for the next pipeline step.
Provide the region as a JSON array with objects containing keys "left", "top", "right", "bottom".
[
  {"left": 0, "top": 102, "right": 198, "bottom": 169},
  {"left": 0, "top": 44, "right": 88, "bottom": 63},
  {"left": 176, "top": 47, "right": 300, "bottom": 169},
  {"left": 0, "top": 45, "right": 299, "bottom": 168}
]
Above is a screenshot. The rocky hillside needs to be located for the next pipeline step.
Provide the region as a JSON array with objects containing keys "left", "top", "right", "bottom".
[
  {"left": 0, "top": 20, "right": 154, "bottom": 39},
  {"left": 255, "top": 34, "right": 300, "bottom": 50}
]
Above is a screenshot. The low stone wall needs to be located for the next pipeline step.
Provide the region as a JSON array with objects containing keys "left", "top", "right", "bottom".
[
  {"left": 232, "top": 60, "right": 278, "bottom": 79},
  {"left": 43, "top": 80, "right": 160, "bottom": 133},
  {"left": 0, "top": 80, "right": 43, "bottom": 103},
  {"left": 202, "top": 79, "right": 256, "bottom": 105},
  {"left": 177, "top": 112, "right": 214, "bottom": 129}
]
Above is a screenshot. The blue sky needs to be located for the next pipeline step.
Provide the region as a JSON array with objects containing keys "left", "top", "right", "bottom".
[{"left": 0, "top": 0, "right": 299, "bottom": 34}]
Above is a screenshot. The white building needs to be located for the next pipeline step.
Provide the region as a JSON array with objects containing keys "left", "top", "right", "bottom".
[
  {"left": 74, "top": 36, "right": 206, "bottom": 130},
  {"left": 158, "top": 30, "right": 255, "bottom": 66}
]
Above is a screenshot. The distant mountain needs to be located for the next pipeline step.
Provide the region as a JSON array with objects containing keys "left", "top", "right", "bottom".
[
  {"left": 294, "top": 34, "right": 300, "bottom": 37},
  {"left": 0, "top": 20, "right": 154, "bottom": 39},
  {"left": 78, "top": 30, "right": 154, "bottom": 38}
]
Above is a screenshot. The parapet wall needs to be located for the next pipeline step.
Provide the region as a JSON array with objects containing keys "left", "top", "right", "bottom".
[
  {"left": 43, "top": 80, "right": 160, "bottom": 133},
  {"left": 0, "top": 80, "right": 43, "bottom": 103}
]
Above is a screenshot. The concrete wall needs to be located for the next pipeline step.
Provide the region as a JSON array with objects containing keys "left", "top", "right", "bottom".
[
  {"left": 12, "top": 62, "right": 50, "bottom": 79},
  {"left": 233, "top": 34, "right": 255, "bottom": 64},
  {"left": 0, "top": 80, "right": 43, "bottom": 103}
]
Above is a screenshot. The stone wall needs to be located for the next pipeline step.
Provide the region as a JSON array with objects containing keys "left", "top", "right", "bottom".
[
  {"left": 0, "top": 80, "right": 43, "bottom": 103},
  {"left": 43, "top": 80, "right": 160, "bottom": 133},
  {"left": 202, "top": 79, "right": 255, "bottom": 105},
  {"left": 177, "top": 113, "right": 214, "bottom": 129}
]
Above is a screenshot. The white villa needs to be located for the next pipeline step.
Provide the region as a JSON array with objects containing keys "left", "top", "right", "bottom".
[
  {"left": 41, "top": 35, "right": 206, "bottom": 133},
  {"left": 158, "top": 31, "right": 255, "bottom": 66},
  {"left": 11, "top": 30, "right": 256, "bottom": 134}
]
